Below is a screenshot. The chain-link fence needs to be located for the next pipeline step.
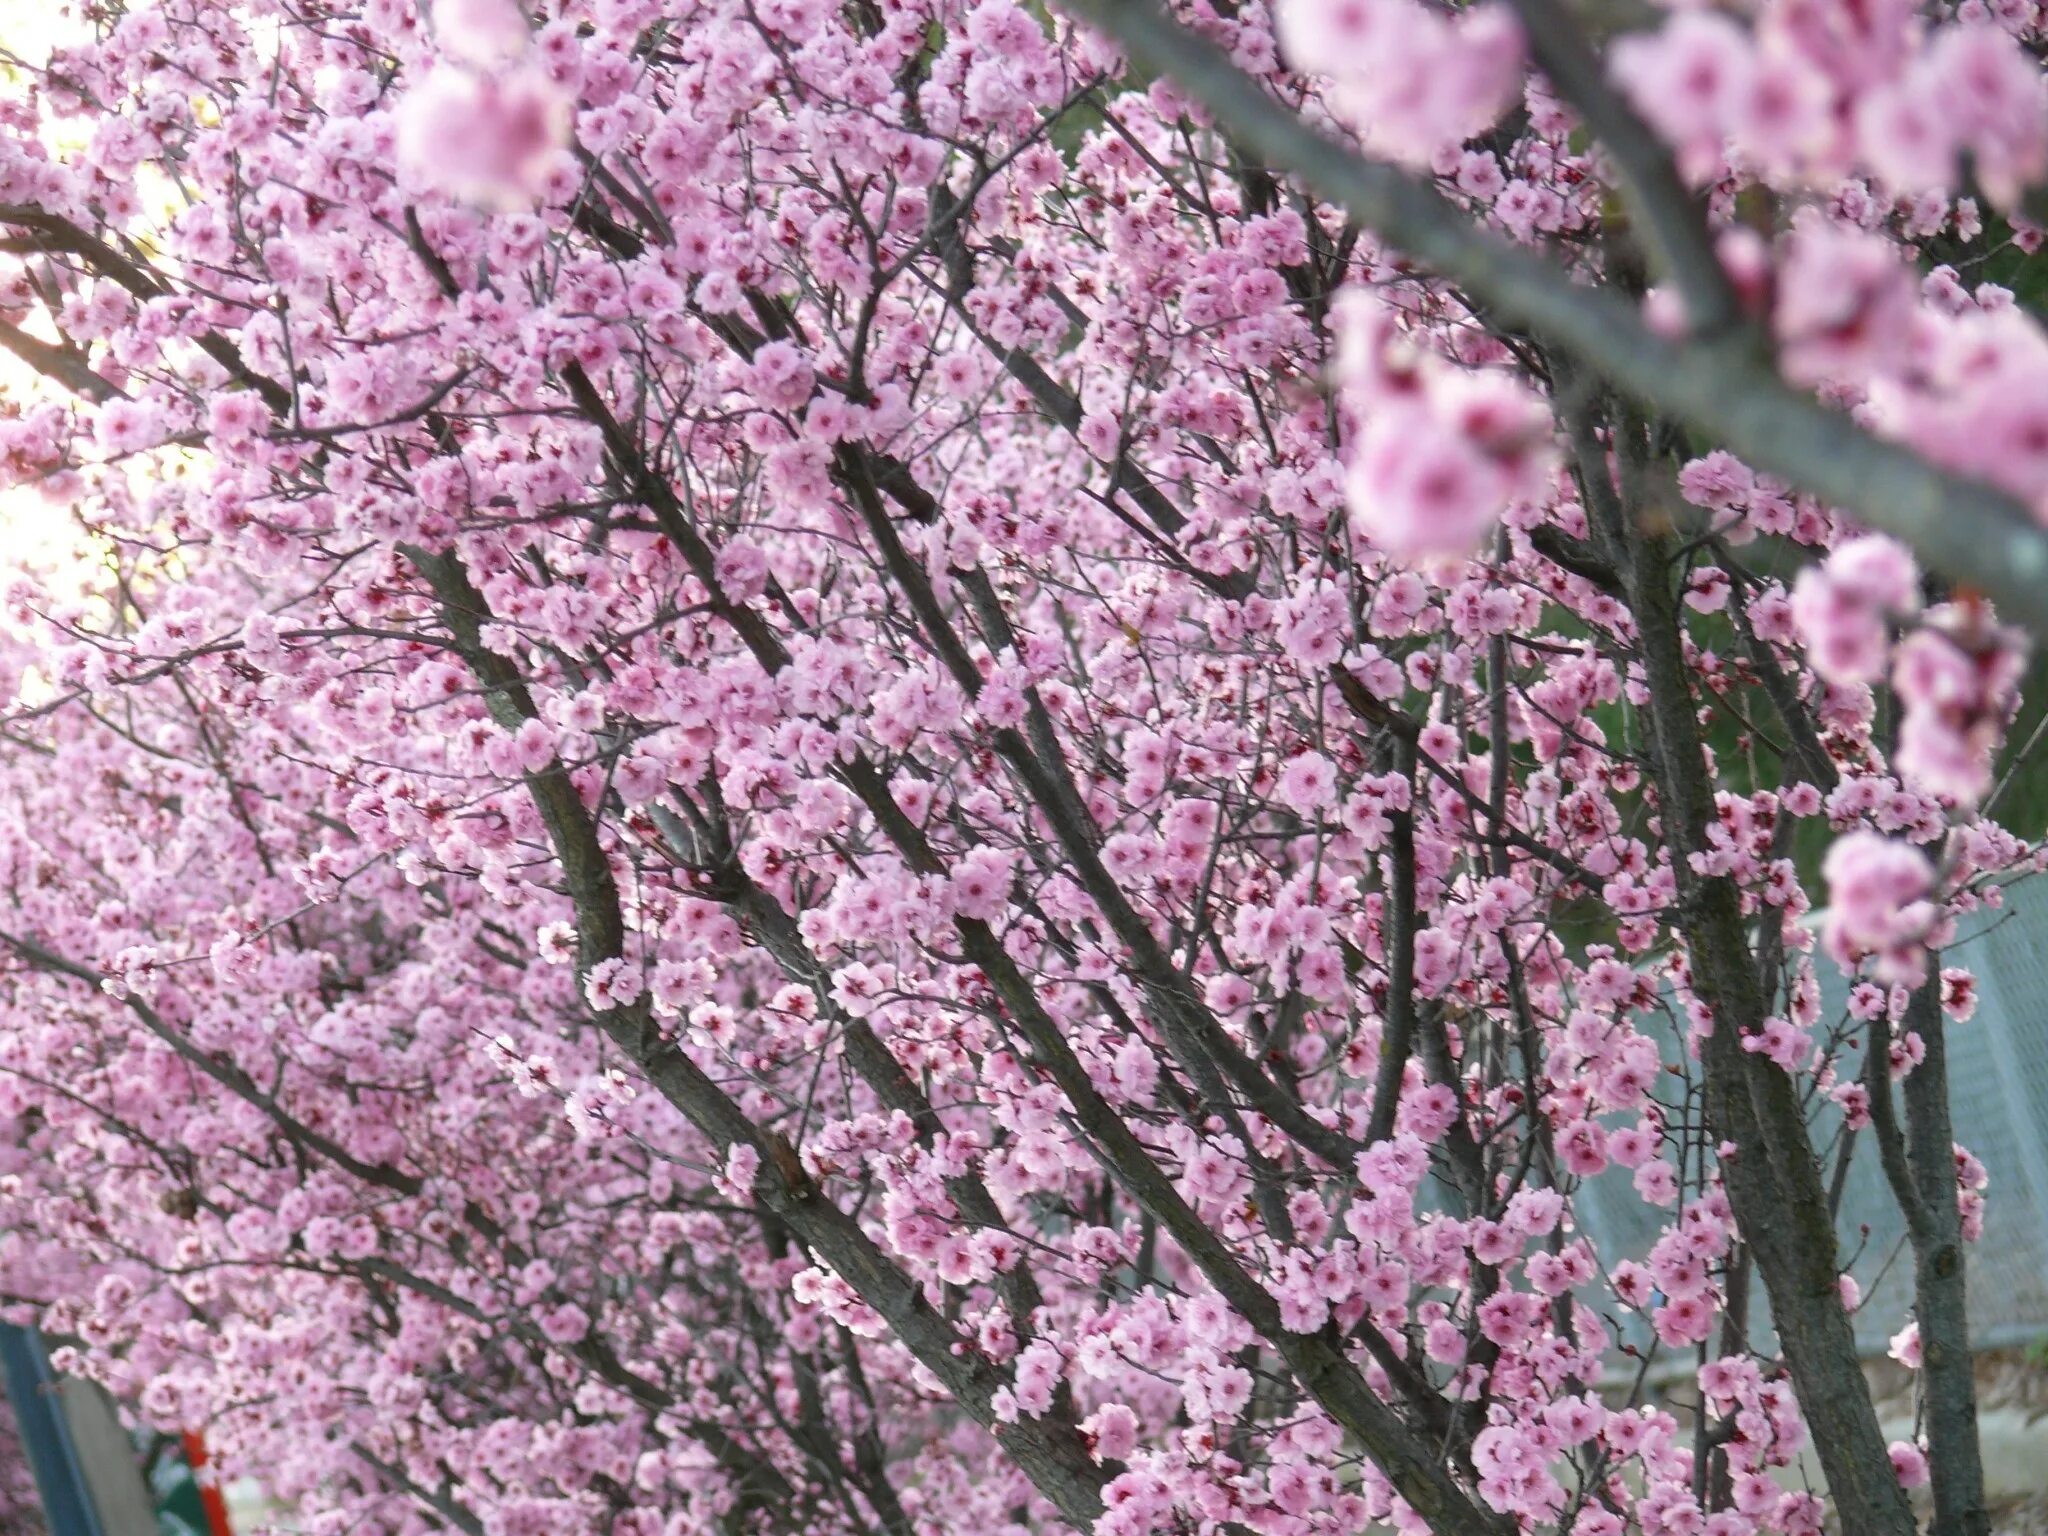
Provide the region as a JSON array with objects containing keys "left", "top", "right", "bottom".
[{"left": 1575, "top": 877, "right": 2048, "bottom": 1361}]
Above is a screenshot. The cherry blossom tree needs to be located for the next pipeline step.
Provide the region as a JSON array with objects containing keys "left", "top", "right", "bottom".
[
  {"left": 0, "top": 0, "right": 2043, "bottom": 1534},
  {"left": 0, "top": 1400, "right": 40, "bottom": 1536}
]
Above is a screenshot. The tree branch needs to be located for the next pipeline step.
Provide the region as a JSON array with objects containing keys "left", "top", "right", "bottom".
[
  {"left": 1898, "top": 979, "right": 1989, "bottom": 1536},
  {"left": 1047, "top": 1, "right": 2048, "bottom": 635},
  {"left": 1498, "top": 0, "right": 1740, "bottom": 334}
]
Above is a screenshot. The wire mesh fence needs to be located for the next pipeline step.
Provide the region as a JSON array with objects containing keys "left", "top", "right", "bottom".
[{"left": 1574, "top": 877, "right": 2048, "bottom": 1362}]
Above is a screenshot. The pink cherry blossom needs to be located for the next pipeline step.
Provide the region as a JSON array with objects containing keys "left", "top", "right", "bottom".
[
  {"left": 431, "top": 0, "right": 533, "bottom": 68},
  {"left": 1336, "top": 291, "right": 1554, "bottom": 560},
  {"left": 1774, "top": 214, "right": 1917, "bottom": 387},
  {"left": 1790, "top": 535, "right": 1919, "bottom": 684},
  {"left": 1279, "top": 0, "right": 1525, "bottom": 168},
  {"left": 1892, "top": 607, "right": 2026, "bottom": 803},
  {"left": 396, "top": 65, "right": 570, "bottom": 208},
  {"left": 1822, "top": 831, "right": 1938, "bottom": 983},
  {"left": 1888, "top": 1439, "right": 1930, "bottom": 1488}
]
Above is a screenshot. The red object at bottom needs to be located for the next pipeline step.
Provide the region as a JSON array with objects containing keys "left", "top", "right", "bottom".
[{"left": 180, "top": 1433, "right": 235, "bottom": 1536}]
